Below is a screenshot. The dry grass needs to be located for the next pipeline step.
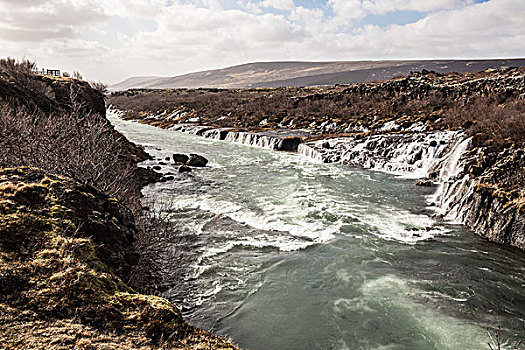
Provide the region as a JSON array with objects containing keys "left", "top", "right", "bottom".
[
  {"left": 108, "top": 68, "right": 525, "bottom": 149},
  {"left": 0, "top": 167, "right": 238, "bottom": 349}
]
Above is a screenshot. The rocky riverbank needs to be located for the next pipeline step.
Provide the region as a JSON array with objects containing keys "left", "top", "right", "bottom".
[
  {"left": 0, "top": 167, "right": 236, "bottom": 349},
  {"left": 109, "top": 67, "right": 525, "bottom": 251},
  {"left": 0, "top": 60, "right": 237, "bottom": 349}
]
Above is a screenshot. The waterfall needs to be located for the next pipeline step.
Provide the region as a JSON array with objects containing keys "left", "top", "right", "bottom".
[
  {"left": 225, "top": 132, "right": 283, "bottom": 150},
  {"left": 163, "top": 117, "right": 477, "bottom": 226},
  {"left": 298, "top": 131, "right": 475, "bottom": 222},
  {"left": 298, "top": 131, "right": 464, "bottom": 178},
  {"left": 429, "top": 137, "right": 474, "bottom": 221}
]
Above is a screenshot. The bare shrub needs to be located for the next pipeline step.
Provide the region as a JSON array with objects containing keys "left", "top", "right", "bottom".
[
  {"left": 130, "top": 197, "right": 189, "bottom": 293},
  {"left": 90, "top": 80, "right": 108, "bottom": 94},
  {"left": 0, "top": 57, "right": 37, "bottom": 74},
  {"left": 487, "top": 327, "right": 523, "bottom": 350},
  {"left": 72, "top": 71, "right": 83, "bottom": 80},
  {"left": 0, "top": 57, "right": 53, "bottom": 99},
  {"left": 0, "top": 98, "right": 142, "bottom": 210}
]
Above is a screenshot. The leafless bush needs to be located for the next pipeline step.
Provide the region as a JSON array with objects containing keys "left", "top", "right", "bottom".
[
  {"left": 90, "top": 80, "right": 108, "bottom": 94},
  {"left": 73, "top": 71, "right": 83, "bottom": 80},
  {"left": 487, "top": 327, "right": 523, "bottom": 350},
  {"left": 0, "top": 57, "right": 54, "bottom": 99},
  {"left": 0, "top": 98, "right": 142, "bottom": 210},
  {"left": 0, "top": 57, "right": 37, "bottom": 74},
  {"left": 129, "top": 196, "right": 189, "bottom": 293}
]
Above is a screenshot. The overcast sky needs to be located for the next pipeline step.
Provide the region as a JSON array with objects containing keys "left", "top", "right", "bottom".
[{"left": 1, "top": 0, "right": 524, "bottom": 83}]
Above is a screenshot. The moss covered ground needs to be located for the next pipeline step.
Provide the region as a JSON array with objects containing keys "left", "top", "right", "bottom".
[{"left": 0, "top": 167, "right": 237, "bottom": 349}]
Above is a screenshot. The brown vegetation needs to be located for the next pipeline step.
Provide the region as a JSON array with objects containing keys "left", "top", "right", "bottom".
[
  {"left": 0, "top": 167, "right": 237, "bottom": 349},
  {"left": 0, "top": 58, "right": 237, "bottom": 348},
  {"left": 0, "top": 58, "right": 150, "bottom": 212},
  {"left": 0, "top": 101, "right": 143, "bottom": 211},
  {"left": 108, "top": 68, "right": 525, "bottom": 149}
]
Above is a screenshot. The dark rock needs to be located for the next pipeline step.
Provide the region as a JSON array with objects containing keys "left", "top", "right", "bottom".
[
  {"left": 159, "top": 162, "right": 167, "bottom": 165},
  {"left": 429, "top": 140, "right": 437, "bottom": 147},
  {"left": 163, "top": 175, "right": 175, "bottom": 181},
  {"left": 279, "top": 137, "right": 302, "bottom": 152},
  {"left": 179, "top": 165, "right": 192, "bottom": 173},
  {"left": 136, "top": 167, "right": 162, "bottom": 186},
  {"left": 173, "top": 153, "right": 189, "bottom": 164},
  {"left": 152, "top": 165, "right": 162, "bottom": 171},
  {"left": 470, "top": 165, "right": 484, "bottom": 176},
  {"left": 165, "top": 157, "right": 171, "bottom": 161},
  {"left": 416, "top": 180, "right": 434, "bottom": 187},
  {"left": 187, "top": 154, "right": 208, "bottom": 167}
]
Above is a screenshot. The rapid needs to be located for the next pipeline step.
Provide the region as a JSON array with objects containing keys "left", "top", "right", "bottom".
[{"left": 109, "top": 112, "right": 525, "bottom": 350}]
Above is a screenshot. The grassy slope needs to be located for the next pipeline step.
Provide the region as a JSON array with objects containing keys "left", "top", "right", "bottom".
[
  {"left": 0, "top": 61, "right": 237, "bottom": 349},
  {"left": 0, "top": 167, "right": 237, "bottom": 349}
]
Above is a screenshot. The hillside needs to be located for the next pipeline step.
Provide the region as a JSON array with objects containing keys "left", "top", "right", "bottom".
[
  {"left": 0, "top": 168, "right": 236, "bottom": 349},
  {"left": 110, "top": 59, "right": 525, "bottom": 90},
  {"left": 0, "top": 59, "right": 237, "bottom": 349}
]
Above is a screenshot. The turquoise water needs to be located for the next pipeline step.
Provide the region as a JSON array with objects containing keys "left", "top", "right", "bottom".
[{"left": 110, "top": 113, "right": 525, "bottom": 350}]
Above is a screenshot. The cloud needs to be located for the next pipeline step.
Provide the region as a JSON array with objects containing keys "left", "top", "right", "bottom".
[
  {"left": 326, "top": 0, "right": 476, "bottom": 27},
  {"left": 0, "top": 0, "right": 523, "bottom": 83},
  {"left": 260, "top": 0, "right": 295, "bottom": 11}
]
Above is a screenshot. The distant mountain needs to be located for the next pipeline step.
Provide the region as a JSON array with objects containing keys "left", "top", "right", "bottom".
[
  {"left": 109, "top": 76, "right": 162, "bottom": 91},
  {"left": 110, "top": 59, "right": 525, "bottom": 91}
]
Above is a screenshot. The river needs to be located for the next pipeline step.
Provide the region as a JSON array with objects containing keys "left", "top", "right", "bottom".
[{"left": 109, "top": 112, "right": 525, "bottom": 350}]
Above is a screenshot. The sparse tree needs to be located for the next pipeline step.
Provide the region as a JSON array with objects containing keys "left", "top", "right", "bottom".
[
  {"left": 72, "top": 70, "right": 83, "bottom": 80},
  {"left": 90, "top": 80, "right": 108, "bottom": 94},
  {"left": 0, "top": 57, "right": 37, "bottom": 74}
]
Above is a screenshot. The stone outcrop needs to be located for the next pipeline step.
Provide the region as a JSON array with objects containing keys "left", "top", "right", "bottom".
[
  {"left": 0, "top": 71, "right": 105, "bottom": 116},
  {"left": 187, "top": 154, "right": 208, "bottom": 167},
  {"left": 173, "top": 153, "right": 190, "bottom": 164},
  {"left": 0, "top": 167, "right": 237, "bottom": 349}
]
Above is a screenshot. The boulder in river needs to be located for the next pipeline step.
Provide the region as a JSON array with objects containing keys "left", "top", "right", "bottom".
[
  {"left": 173, "top": 153, "right": 189, "bottom": 164},
  {"left": 179, "top": 165, "right": 192, "bottom": 173},
  {"left": 187, "top": 154, "right": 208, "bottom": 167}
]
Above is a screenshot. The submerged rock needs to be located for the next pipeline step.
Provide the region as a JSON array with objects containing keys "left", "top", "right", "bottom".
[{"left": 179, "top": 165, "right": 192, "bottom": 173}]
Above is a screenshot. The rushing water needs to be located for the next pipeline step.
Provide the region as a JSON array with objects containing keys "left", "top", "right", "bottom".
[{"left": 109, "top": 113, "right": 525, "bottom": 350}]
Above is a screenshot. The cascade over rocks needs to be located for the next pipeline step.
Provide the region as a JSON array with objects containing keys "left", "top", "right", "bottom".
[{"left": 109, "top": 67, "right": 525, "bottom": 251}]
